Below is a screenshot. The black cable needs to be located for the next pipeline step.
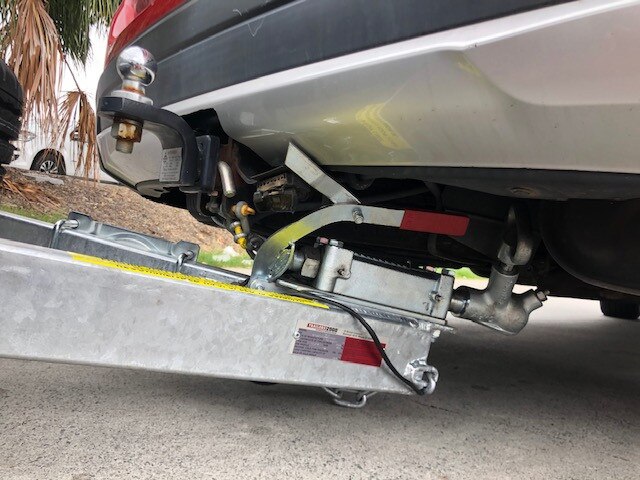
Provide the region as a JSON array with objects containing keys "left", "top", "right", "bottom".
[{"left": 295, "top": 292, "right": 427, "bottom": 395}]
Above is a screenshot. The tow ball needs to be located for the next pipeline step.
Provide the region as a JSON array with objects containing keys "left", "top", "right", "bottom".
[{"left": 109, "top": 46, "right": 158, "bottom": 154}]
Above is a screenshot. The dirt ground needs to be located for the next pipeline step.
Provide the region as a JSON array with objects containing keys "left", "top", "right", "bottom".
[{"left": 0, "top": 167, "right": 235, "bottom": 252}]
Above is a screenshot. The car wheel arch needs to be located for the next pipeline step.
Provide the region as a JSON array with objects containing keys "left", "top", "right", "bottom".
[{"left": 30, "top": 148, "right": 67, "bottom": 175}]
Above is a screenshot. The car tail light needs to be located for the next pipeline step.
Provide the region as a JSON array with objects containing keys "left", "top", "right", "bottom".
[{"left": 105, "top": 0, "right": 187, "bottom": 66}]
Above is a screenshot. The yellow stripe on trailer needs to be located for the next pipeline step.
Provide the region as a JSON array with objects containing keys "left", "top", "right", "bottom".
[{"left": 70, "top": 252, "right": 328, "bottom": 310}]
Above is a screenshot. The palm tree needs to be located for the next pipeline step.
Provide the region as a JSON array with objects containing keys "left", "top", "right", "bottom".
[{"left": 0, "top": 0, "right": 120, "bottom": 177}]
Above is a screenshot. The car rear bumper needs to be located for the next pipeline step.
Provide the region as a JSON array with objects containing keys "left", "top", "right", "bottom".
[
  {"left": 98, "top": 0, "right": 640, "bottom": 196},
  {"left": 97, "top": 0, "right": 567, "bottom": 118}
]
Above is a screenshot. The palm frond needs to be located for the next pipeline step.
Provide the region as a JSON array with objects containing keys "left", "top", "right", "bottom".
[
  {"left": 45, "top": 0, "right": 120, "bottom": 63},
  {"left": 54, "top": 89, "right": 99, "bottom": 180},
  {"left": 0, "top": 2, "right": 12, "bottom": 23},
  {"left": 86, "top": 0, "right": 120, "bottom": 25},
  {"left": 1, "top": 176, "right": 60, "bottom": 208},
  {"left": 1, "top": 0, "right": 119, "bottom": 181},
  {"left": 1, "top": 0, "right": 62, "bottom": 131}
]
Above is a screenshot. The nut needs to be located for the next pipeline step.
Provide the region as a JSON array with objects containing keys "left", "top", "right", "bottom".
[
  {"left": 111, "top": 119, "right": 143, "bottom": 154},
  {"left": 352, "top": 208, "right": 364, "bottom": 224},
  {"left": 112, "top": 120, "right": 142, "bottom": 141}
]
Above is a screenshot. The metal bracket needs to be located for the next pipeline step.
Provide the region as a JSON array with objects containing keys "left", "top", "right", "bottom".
[
  {"left": 249, "top": 204, "right": 405, "bottom": 288},
  {"left": 284, "top": 143, "right": 360, "bottom": 205},
  {"left": 49, "top": 219, "right": 79, "bottom": 248},
  {"left": 250, "top": 142, "right": 469, "bottom": 288},
  {"left": 497, "top": 205, "right": 534, "bottom": 268},
  {"left": 0, "top": 210, "right": 242, "bottom": 284},
  {"left": 98, "top": 96, "right": 199, "bottom": 195}
]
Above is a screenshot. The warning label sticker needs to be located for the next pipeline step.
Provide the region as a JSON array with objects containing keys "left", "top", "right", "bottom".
[
  {"left": 291, "top": 321, "right": 385, "bottom": 367},
  {"left": 160, "top": 147, "right": 182, "bottom": 182}
]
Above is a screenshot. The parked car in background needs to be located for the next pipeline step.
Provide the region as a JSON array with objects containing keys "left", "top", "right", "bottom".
[
  {"left": 0, "top": 59, "right": 22, "bottom": 180},
  {"left": 12, "top": 129, "right": 115, "bottom": 182}
]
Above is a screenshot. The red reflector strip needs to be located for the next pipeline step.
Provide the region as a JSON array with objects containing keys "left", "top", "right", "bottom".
[
  {"left": 340, "top": 337, "right": 385, "bottom": 367},
  {"left": 400, "top": 211, "right": 469, "bottom": 236}
]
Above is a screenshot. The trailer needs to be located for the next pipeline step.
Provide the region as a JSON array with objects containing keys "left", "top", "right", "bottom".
[{"left": 0, "top": 210, "right": 457, "bottom": 407}]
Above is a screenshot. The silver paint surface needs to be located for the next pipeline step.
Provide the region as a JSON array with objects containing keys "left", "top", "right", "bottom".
[{"left": 168, "top": 0, "right": 640, "bottom": 174}]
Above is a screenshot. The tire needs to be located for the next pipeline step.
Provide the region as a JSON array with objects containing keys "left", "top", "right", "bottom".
[
  {"left": 0, "top": 59, "right": 23, "bottom": 172},
  {"left": 31, "top": 149, "right": 66, "bottom": 175},
  {"left": 600, "top": 300, "right": 640, "bottom": 320}
]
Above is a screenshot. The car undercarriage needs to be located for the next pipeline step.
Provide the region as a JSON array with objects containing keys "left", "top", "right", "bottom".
[{"left": 100, "top": 92, "right": 640, "bottom": 315}]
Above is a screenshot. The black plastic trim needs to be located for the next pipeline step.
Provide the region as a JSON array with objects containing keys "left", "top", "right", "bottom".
[
  {"left": 98, "top": 96, "right": 199, "bottom": 191},
  {"left": 540, "top": 200, "right": 640, "bottom": 297},
  {"left": 194, "top": 135, "right": 220, "bottom": 194},
  {"left": 330, "top": 166, "right": 640, "bottom": 201}
]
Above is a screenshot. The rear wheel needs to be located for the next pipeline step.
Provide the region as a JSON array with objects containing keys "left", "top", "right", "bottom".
[
  {"left": 0, "top": 59, "right": 23, "bottom": 175},
  {"left": 31, "top": 149, "right": 66, "bottom": 175},
  {"left": 600, "top": 300, "right": 640, "bottom": 320}
]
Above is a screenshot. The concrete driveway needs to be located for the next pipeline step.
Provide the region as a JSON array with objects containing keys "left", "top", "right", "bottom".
[{"left": 1, "top": 296, "right": 638, "bottom": 479}]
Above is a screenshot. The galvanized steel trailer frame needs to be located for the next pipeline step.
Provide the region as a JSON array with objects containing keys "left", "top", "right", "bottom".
[{"left": 0, "top": 211, "right": 445, "bottom": 403}]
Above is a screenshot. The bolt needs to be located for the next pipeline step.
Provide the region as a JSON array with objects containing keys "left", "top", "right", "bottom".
[
  {"left": 205, "top": 199, "right": 219, "bottom": 214},
  {"left": 115, "top": 138, "right": 134, "bottom": 154},
  {"left": 240, "top": 204, "right": 255, "bottom": 216},
  {"left": 430, "top": 292, "right": 443, "bottom": 302},
  {"left": 233, "top": 202, "right": 256, "bottom": 218},
  {"left": 352, "top": 208, "right": 364, "bottom": 224},
  {"left": 293, "top": 331, "right": 301, "bottom": 340},
  {"left": 535, "top": 289, "right": 549, "bottom": 302},
  {"left": 501, "top": 263, "right": 515, "bottom": 274},
  {"left": 110, "top": 47, "right": 157, "bottom": 154}
]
